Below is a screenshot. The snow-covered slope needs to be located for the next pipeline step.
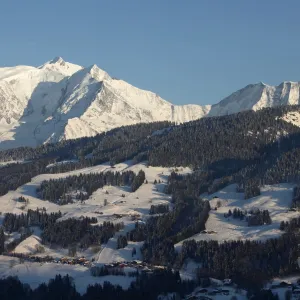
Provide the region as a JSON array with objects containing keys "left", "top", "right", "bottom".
[
  {"left": 208, "top": 81, "right": 300, "bottom": 117},
  {"left": 175, "top": 183, "right": 298, "bottom": 250},
  {"left": 0, "top": 58, "right": 210, "bottom": 149}
]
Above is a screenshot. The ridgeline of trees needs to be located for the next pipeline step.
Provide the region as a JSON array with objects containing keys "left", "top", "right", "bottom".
[{"left": 0, "top": 121, "right": 173, "bottom": 165}]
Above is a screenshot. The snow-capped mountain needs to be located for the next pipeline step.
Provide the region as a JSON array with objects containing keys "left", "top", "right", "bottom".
[
  {"left": 0, "top": 57, "right": 210, "bottom": 149},
  {"left": 208, "top": 81, "right": 300, "bottom": 117},
  {"left": 1, "top": 56, "right": 300, "bottom": 149}
]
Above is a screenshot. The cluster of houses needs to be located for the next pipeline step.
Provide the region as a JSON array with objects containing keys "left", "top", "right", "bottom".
[
  {"left": 58, "top": 256, "right": 92, "bottom": 266},
  {"left": 184, "top": 278, "right": 234, "bottom": 300},
  {"left": 5, "top": 252, "right": 93, "bottom": 267},
  {"left": 102, "top": 260, "right": 166, "bottom": 273},
  {"left": 4, "top": 253, "right": 165, "bottom": 274}
]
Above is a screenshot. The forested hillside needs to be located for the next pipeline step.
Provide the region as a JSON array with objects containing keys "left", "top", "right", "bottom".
[
  {"left": 2, "top": 106, "right": 300, "bottom": 196},
  {"left": 2, "top": 106, "right": 300, "bottom": 297}
]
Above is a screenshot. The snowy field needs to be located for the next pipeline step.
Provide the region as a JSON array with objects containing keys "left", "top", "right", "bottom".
[
  {"left": 0, "top": 160, "right": 191, "bottom": 217},
  {"left": 176, "top": 183, "right": 299, "bottom": 250}
]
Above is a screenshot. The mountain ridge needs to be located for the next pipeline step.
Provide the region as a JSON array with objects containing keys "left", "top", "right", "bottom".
[{"left": 0, "top": 57, "right": 300, "bottom": 149}]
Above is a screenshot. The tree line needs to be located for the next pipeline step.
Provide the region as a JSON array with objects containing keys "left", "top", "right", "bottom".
[
  {"left": 280, "top": 215, "right": 300, "bottom": 231},
  {"left": 42, "top": 219, "right": 124, "bottom": 249},
  {"left": 226, "top": 208, "right": 272, "bottom": 226},
  {"left": 3, "top": 209, "right": 62, "bottom": 232},
  {"left": 37, "top": 170, "right": 145, "bottom": 205},
  {"left": 0, "top": 269, "right": 196, "bottom": 300},
  {"left": 2, "top": 210, "right": 124, "bottom": 249},
  {"left": 178, "top": 233, "right": 299, "bottom": 291}
]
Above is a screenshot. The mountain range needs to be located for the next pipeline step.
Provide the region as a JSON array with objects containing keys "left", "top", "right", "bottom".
[{"left": 1, "top": 57, "right": 300, "bottom": 149}]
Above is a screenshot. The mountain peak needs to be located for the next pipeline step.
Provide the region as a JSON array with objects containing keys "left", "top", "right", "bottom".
[
  {"left": 38, "top": 57, "right": 82, "bottom": 76},
  {"left": 84, "top": 64, "right": 110, "bottom": 82},
  {"left": 86, "top": 64, "right": 99, "bottom": 72},
  {"left": 49, "top": 56, "right": 65, "bottom": 65}
]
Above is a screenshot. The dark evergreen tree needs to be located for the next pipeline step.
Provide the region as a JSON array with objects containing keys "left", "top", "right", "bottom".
[
  {"left": 131, "top": 170, "right": 145, "bottom": 192},
  {"left": 116, "top": 235, "right": 128, "bottom": 249},
  {"left": 149, "top": 204, "right": 169, "bottom": 215}
]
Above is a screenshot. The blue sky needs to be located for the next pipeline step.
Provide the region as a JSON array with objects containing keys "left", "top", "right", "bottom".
[{"left": 0, "top": 0, "right": 299, "bottom": 105}]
